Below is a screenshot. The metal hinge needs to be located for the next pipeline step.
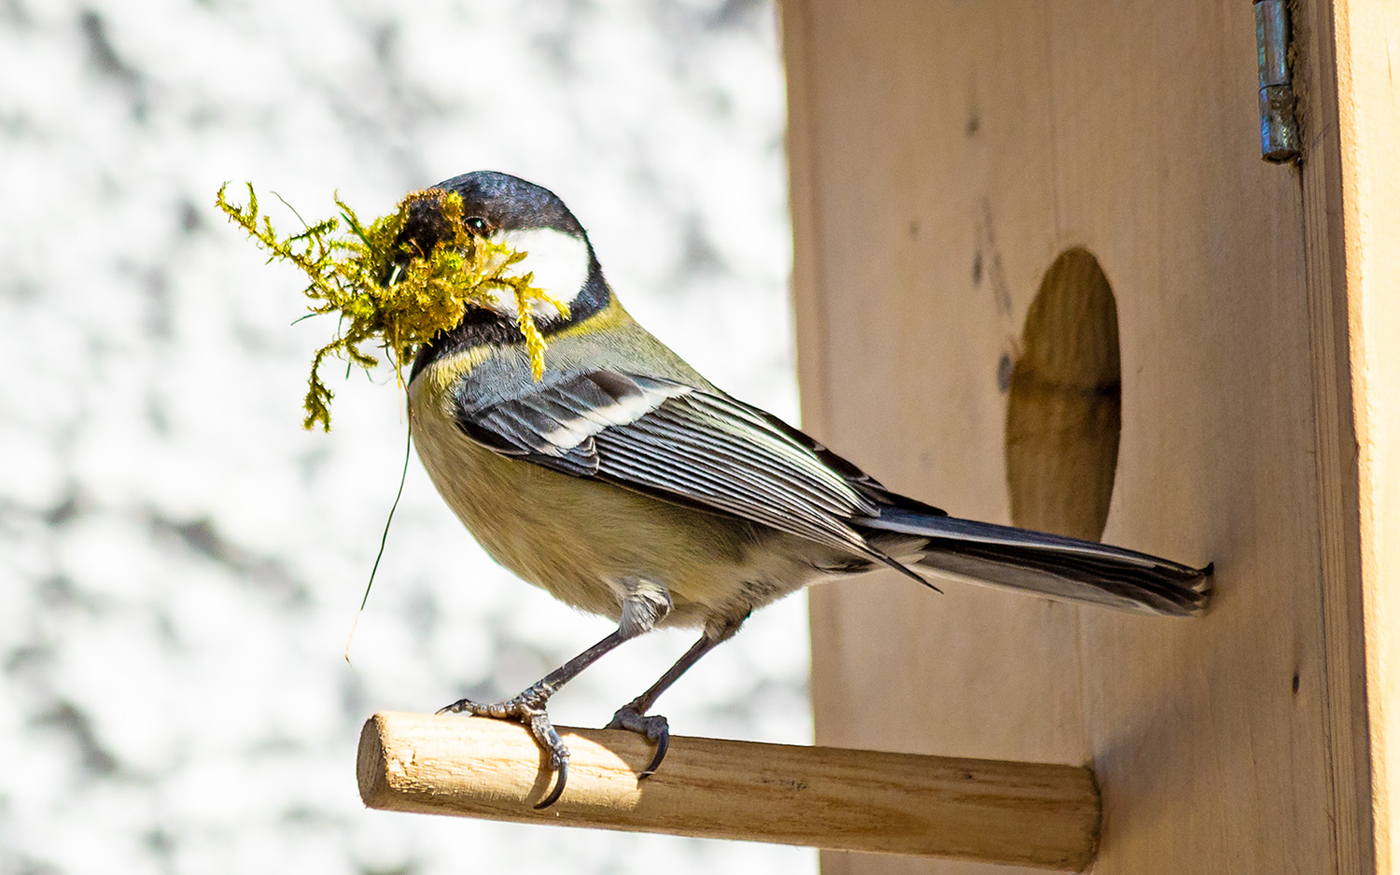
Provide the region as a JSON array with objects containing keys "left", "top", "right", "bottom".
[{"left": 1255, "top": 0, "right": 1301, "bottom": 163}]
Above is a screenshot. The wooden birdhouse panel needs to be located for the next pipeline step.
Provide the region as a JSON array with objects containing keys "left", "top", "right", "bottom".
[{"left": 782, "top": 0, "right": 1398, "bottom": 871}]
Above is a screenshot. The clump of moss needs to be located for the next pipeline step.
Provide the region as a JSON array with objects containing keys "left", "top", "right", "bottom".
[{"left": 216, "top": 183, "right": 567, "bottom": 431}]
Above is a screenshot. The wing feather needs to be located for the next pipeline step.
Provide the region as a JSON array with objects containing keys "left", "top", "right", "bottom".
[{"left": 451, "top": 370, "right": 900, "bottom": 567}]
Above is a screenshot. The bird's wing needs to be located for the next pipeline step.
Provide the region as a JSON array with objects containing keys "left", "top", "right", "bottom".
[{"left": 452, "top": 370, "right": 913, "bottom": 571}]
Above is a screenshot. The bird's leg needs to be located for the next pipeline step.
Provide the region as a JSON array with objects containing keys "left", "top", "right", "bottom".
[
  {"left": 438, "top": 580, "right": 671, "bottom": 809},
  {"left": 606, "top": 612, "right": 747, "bottom": 778},
  {"left": 437, "top": 629, "right": 624, "bottom": 808}
]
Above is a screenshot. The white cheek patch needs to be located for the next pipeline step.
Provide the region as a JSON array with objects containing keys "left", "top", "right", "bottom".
[{"left": 489, "top": 227, "right": 592, "bottom": 321}]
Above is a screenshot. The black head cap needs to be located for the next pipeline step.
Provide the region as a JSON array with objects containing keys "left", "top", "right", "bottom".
[
  {"left": 434, "top": 171, "right": 586, "bottom": 237},
  {"left": 395, "top": 171, "right": 590, "bottom": 265}
]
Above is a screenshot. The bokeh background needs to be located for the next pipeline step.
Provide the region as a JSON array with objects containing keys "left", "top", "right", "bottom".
[{"left": 0, "top": 1, "right": 815, "bottom": 872}]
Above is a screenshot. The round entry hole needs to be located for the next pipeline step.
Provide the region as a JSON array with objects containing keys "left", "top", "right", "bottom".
[{"left": 1004, "top": 248, "right": 1122, "bottom": 541}]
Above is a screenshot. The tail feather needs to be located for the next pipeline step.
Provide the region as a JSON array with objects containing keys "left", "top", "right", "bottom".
[{"left": 863, "top": 507, "right": 1211, "bottom": 617}]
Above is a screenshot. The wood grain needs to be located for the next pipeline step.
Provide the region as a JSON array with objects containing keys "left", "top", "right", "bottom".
[
  {"left": 1329, "top": 1, "right": 1400, "bottom": 871},
  {"left": 1291, "top": 0, "right": 1373, "bottom": 871},
  {"left": 357, "top": 712, "right": 1101, "bottom": 870},
  {"left": 779, "top": 0, "right": 1386, "bottom": 871}
]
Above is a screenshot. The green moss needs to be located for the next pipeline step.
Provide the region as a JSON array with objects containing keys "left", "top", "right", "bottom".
[{"left": 215, "top": 183, "right": 567, "bottom": 431}]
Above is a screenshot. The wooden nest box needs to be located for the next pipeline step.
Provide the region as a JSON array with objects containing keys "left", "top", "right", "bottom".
[{"left": 784, "top": 0, "right": 1399, "bottom": 872}]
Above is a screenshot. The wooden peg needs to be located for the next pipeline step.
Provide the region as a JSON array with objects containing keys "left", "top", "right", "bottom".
[{"left": 358, "top": 711, "right": 1100, "bottom": 871}]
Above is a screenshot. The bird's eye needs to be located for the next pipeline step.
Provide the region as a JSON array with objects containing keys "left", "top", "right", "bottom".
[{"left": 465, "top": 216, "right": 490, "bottom": 234}]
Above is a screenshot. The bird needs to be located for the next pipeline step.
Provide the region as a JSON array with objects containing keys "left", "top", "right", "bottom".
[{"left": 401, "top": 170, "right": 1211, "bottom": 810}]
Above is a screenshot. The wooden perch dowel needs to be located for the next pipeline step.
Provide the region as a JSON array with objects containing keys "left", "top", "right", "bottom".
[{"left": 357, "top": 711, "right": 1100, "bottom": 871}]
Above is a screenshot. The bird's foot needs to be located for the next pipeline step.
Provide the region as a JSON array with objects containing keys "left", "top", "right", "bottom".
[
  {"left": 437, "top": 683, "right": 570, "bottom": 809},
  {"left": 606, "top": 702, "right": 670, "bottom": 778}
]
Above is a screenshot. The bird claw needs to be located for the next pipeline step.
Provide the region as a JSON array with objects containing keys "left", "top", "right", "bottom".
[
  {"left": 438, "top": 685, "right": 571, "bottom": 809},
  {"left": 606, "top": 704, "right": 670, "bottom": 778},
  {"left": 533, "top": 759, "right": 568, "bottom": 810}
]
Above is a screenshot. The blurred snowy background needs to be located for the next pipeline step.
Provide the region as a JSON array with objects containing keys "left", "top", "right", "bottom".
[{"left": 0, "top": 1, "right": 812, "bottom": 873}]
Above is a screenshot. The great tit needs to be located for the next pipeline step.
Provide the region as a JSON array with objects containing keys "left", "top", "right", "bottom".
[{"left": 403, "top": 170, "right": 1210, "bottom": 809}]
